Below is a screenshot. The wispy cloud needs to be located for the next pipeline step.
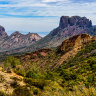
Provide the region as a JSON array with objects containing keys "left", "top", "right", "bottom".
[
  {"left": 0, "top": 0, "right": 95, "bottom": 17},
  {"left": 42, "top": 0, "right": 69, "bottom": 3},
  {"left": 0, "top": 0, "right": 96, "bottom": 36}
]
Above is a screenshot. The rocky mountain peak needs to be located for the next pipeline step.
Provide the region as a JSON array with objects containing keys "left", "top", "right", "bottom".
[
  {"left": 0, "top": 25, "right": 5, "bottom": 31},
  {"left": 59, "top": 16, "right": 92, "bottom": 29},
  {"left": 0, "top": 30, "right": 42, "bottom": 51},
  {"left": 10, "top": 31, "right": 23, "bottom": 36},
  {"left": 26, "top": 33, "right": 42, "bottom": 41},
  {"left": 0, "top": 25, "right": 8, "bottom": 39},
  {"left": 27, "top": 32, "right": 39, "bottom": 36}
]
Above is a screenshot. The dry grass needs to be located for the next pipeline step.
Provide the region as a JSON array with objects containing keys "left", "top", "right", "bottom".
[
  {"left": 64, "top": 85, "right": 96, "bottom": 96},
  {"left": 0, "top": 67, "right": 25, "bottom": 95}
]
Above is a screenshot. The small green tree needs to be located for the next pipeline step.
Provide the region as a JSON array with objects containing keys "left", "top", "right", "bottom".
[
  {"left": 26, "top": 70, "right": 37, "bottom": 79},
  {"left": 4, "top": 56, "right": 20, "bottom": 71}
]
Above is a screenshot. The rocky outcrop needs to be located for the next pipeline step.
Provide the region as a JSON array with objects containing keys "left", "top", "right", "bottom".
[
  {"left": 53, "top": 16, "right": 93, "bottom": 39},
  {"left": 92, "top": 36, "right": 96, "bottom": 41},
  {"left": 56, "top": 33, "right": 96, "bottom": 67},
  {"left": 0, "top": 67, "right": 25, "bottom": 94},
  {"left": 58, "top": 33, "right": 92, "bottom": 53},
  {"left": 59, "top": 16, "right": 92, "bottom": 29}
]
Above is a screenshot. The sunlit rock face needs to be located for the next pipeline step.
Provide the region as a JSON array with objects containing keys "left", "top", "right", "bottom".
[{"left": 58, "top": 33, "right": 92, "bottom": 53}]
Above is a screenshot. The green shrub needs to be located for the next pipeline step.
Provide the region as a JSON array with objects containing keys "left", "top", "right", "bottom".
[
  {"left": 45, "top": 71, "right": 55, "bottom": 81},
  {"left": 0, "top": 74, "right": 5, "bottom": 83},
  {"left": 15, "top": 69, "right": 25, "bottom": 76},
  {"left": 14, "top": 66, "right": 25, "bottom": 77},
  {"left": 87, "top": 75, "right": 95, "bottom": 86},
  {"left": 30, "top": 55, "right": 36, "bottom": 59},
  {"left": 0, "top": 91, "right": 11, "bottom": 96},
  {"left": 4, "top": 56, "right": 20, "bottom": 69},
  {"left": 33, "top": 89, "right": 39, "bottom": 95},
  {"left": 90, "top": 52, "right": 96, "bottom": 56},
  {"left": 10, "top": 81, "right": 18, "bottom": 88},
  {"left": 87, "top": 57, "right": 96, "bottom": 71},
  {"left": 26, "top": 70, "right": 37, "bottom": 79},
  {"left": 11, "top": 77, "right": 21, "bottom": 81},
  {"left": 37, "top": 53, "right": 44, "bottom": 58},
  {"left": 0, "top": 91, "right": 6, "bottom": 96},
  {"left": 12, "top": 86, "right": 32, "bottom": 96},
  {"left": 92, "top": 64, "right": 96, "bottom": 71},
  {"left": 60, "top": 69, "right": 77, "bottom": 81},
  {"left": 24, "top": 78, "right": 48, "bottom": 90}
]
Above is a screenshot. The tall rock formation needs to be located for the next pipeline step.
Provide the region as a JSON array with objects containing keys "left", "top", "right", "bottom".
[
  {"left": 22, "top": 16, "right": 96, "bottom": 52},
  {"left": 59, "top": 16, "right": 92, "bottom": 29}
]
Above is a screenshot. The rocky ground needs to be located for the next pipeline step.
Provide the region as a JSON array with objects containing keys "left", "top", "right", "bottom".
[{"left": 0, "top": 67, "right": 25, "bottom": 94}]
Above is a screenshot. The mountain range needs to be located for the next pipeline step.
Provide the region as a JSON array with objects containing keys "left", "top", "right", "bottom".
[
  {"left": 0, "top": 16, "right": 96, "bottom": 54},
  {"left": 0, "top": 26, "right": 41, "bottom": 52}
]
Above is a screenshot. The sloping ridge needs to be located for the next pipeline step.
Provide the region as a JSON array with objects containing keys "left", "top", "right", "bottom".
[{"left": 54, "top": 33, "right": 96, "bottom": 68}]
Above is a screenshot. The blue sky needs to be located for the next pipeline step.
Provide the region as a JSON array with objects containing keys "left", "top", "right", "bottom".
[{"left": 0, "top": 0, "right": 96, "bottom": 36}]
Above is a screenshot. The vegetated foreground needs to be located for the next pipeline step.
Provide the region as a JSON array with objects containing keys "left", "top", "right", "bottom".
[{"left": 1, "top": 33, "right": 96, "bottom": 96}]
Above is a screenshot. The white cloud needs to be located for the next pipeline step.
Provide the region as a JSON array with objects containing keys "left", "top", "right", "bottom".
[
  {"left": 42, "top": 0, "right": 68, "bottom": 3},
  {"left": 0, "top": 0, "right": 48, "bottom": 7},
  {"left": 0, "top": 0, "right": 96, "bottom": 36}
]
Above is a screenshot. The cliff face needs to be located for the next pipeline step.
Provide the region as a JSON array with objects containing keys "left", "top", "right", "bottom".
[
  {"left": 59, "top": 16, "right": 92, "bottom": 29},
  {"left": 51, "top": 16, "right": 93, "bottom": 38}
]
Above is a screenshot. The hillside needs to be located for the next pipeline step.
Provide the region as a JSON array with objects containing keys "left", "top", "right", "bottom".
[{"left": 1, "top": 33, "right": 96, "bottom": 96}]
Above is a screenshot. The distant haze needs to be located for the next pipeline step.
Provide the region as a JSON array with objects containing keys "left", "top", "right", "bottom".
[{"left": 0, "top": 17, "right": 59, "bottom": 37}]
